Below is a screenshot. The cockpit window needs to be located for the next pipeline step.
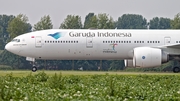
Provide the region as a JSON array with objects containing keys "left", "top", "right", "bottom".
[{"left": 11, "top": 39, "right": 20, "bottom": 42}]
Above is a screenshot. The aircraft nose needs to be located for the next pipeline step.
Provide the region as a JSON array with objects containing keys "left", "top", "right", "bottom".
[
  {"left": 5, "top": 43, "right": 11, "bottom": 51},
  {"left": 5, "top": 42, "right": 22, "bottom": 55}
]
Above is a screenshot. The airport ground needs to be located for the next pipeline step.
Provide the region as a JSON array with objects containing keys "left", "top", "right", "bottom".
[{"left": 0, "top": 70, "right": 179, "bottom": 77}]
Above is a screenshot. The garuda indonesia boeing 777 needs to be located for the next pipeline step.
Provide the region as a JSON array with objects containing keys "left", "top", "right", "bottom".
[{"left": 5, "top": 29, "right": 180, "bottom": 72}]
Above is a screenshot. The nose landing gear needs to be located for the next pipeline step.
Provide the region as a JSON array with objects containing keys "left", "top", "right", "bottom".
[
  {"left": 32, "top": 65, "right": 37, "bottom": 72},
  {"left": 26, "top": 57, "right": 37, "bottom": 72}
]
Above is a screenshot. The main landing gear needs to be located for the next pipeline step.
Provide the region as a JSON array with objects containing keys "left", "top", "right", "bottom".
[
  {"left": 172, "top": 60, "right": 180, "bottom": 73},
  {"left": 173, "top": 67, "right": 180, "bottom": 73}
]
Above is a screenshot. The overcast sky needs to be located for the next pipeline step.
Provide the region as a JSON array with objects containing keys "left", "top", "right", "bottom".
[{"left": 1, "top": 0, "right": 180, "bottom": 28}]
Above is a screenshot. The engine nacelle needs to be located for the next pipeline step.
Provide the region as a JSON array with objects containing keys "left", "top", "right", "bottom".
[{"left": 133, "top": 47, "right": 168, "bottom": 68}]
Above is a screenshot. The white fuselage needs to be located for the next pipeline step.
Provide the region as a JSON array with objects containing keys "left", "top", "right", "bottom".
[{"left": 5, "top": 29, "right": 180, "bottom": 60}]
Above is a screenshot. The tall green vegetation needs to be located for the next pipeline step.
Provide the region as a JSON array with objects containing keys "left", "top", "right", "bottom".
[
  {"left": 116, "top": 14, "right": 147, "bottom": 29},
  {"left": 84, "top": 13, "right": 115, "bottom": 29},
  {"left": 60, "top": 15, "right": 82, "bottom": 29},
  {"left": 7, "top": 14, "right": 31, "bottom": 40},
  {"left": 1, "top": 14, "right": 32, "bottom": 69},
  {"left": 0, "top": 15, "right": 15, "bottom": 49},
  {"left": 33, "top": 15, "right": 53, "bottom": 31},
  {"left": 171, "top": 13, "right": 180, "bottom": 29},
  {"left": 1, "top": 72, "right": 180, "bottom": 100},
  {"left": 149, "top": 17, "right": 171, "bottom": 29}
]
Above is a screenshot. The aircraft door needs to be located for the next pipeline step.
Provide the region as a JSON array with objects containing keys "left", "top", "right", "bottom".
[
  {"left": 35, "top": 36, "right": 42, "bottom": 47},
  {"left": 164, "top": 37, "right": 171, "bottom": 45},
  {"left": 86, "top": 37, "right": 93, "bottom": 48}
]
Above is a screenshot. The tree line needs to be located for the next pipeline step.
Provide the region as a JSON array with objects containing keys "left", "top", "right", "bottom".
[{"left": 0, "top": 13, "right": 180, "bottom": 71}]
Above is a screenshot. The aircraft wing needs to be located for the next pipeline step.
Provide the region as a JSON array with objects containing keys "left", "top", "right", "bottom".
[{"left": 155, "top": 44, "right": 180, "bottom": 49}]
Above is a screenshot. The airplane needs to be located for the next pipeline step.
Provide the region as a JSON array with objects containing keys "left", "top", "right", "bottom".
[{"left": 4, "top": 29, "right": 180, "bottom": 72}]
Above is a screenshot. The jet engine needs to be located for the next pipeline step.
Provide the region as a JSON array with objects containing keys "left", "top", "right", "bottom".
[
  {"left": 125, "top": 47, "right": 169, "bottom": 68},
  {"left": 133, "top": 47, "right": 169, "bottom": 68}
]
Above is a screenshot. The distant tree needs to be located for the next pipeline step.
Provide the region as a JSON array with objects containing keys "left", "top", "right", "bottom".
[
  {"left": 60, "top": 15, "right": 82, "bottom": 29},
  {"left": 149, "top": 17, "right": 171, "bottom": 29},
  {"left": 34, "top": 15, "right": 53, "bottom": 31},
  {"left": 116, "top": 14, "right": 147, "bottom": 29},
  {"left": 4, "top": 14, "right": 32, "bottom": 69},
  {"left": 57, "top": 15, "right": 82, "bottom": 70},
  {"left": 109, "top": 60, "right": 124, "bottom": 70},
  {"left": 0, "top": 50, "right": 31, "bottom": 69},
  {"left": 33, "top": 15, "right": 53, "bottom": 69},
  {"left": 97, "top": 13, "right": 115, "bottom": 29},
  {"left": 84, "top": 13, "right": 95, "bottom": 29},
  {"left": 84, "top": 13, "right": 117, "bottom": 70},
  {"left": 171, "top": 13, "right": 180, "bottom": 29},
  {"left": 7, "top": 14, "right": 32, "bottom": 40},
  {"left": 114, "top": 15, "right": 147, "bottom": 70},
  {"left": 0, "top": 15, "right": 15, "bottom": 49},
  {"left": 90, "top": 16, "right": 99, "bottom": 28},
  {"left": 84, "top": 13, "right": 115, "bottom": 29}
]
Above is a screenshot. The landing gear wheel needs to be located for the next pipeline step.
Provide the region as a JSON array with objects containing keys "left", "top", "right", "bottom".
[
  {"left": 173, "top": 67, "right": 180, "bottom": 73},
  {"left": 32, "top": 66, "right": 37, "bottom": 72}
]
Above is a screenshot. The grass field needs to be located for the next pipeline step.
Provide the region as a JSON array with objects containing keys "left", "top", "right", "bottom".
[{"left": 0, "top": 70, "right": 179, "bottom": 77}]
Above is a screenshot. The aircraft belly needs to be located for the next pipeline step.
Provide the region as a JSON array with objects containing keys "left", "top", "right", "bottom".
[
  {"left": 35, "top": 44, "right": 85, "bottom": 60},
  {"left": 31, "top": 42, "right": 129, "bottom": 60}
]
